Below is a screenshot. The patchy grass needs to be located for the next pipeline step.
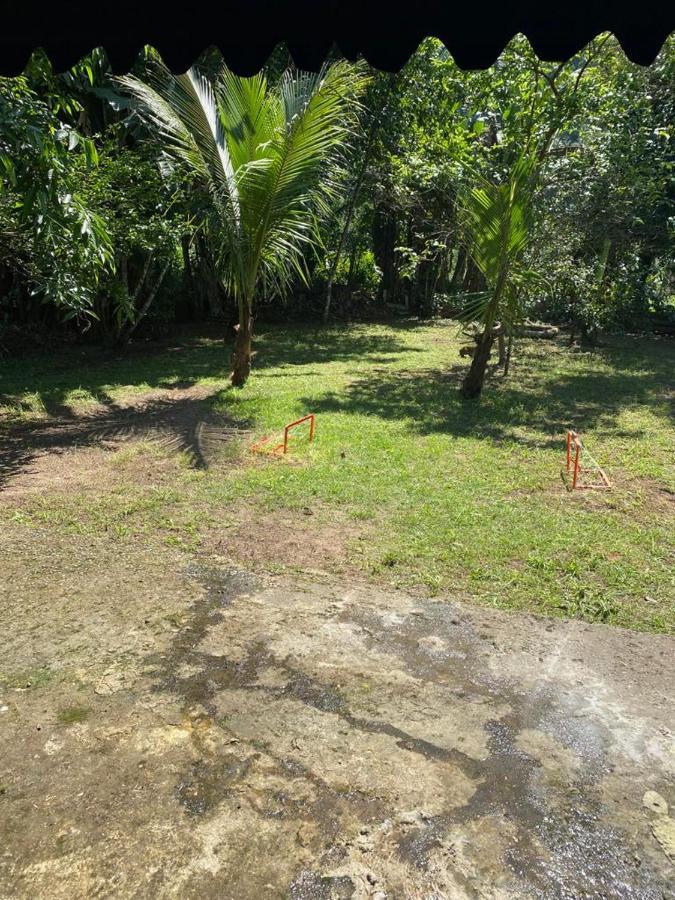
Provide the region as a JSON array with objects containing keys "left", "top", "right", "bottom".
[
  {"left": 57, "top": 705, "right": 91, "bottom": 726},
  {"left": 1, "top": 321, "right": 673, "bottom": 632},
  {"left": 0, "top": 667, "right": 56, "bottom": 691}
]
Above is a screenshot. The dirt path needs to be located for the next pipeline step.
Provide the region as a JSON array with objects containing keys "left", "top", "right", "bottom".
[{"left": 0, "top": 523, "right": 673, "bottom": 899}]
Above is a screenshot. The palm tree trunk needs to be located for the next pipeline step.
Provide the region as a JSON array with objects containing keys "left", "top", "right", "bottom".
[
  {"left": 230, "top": 300, "right": 253, "bottom": 387},
  {"left": 461, "top": 329, "right": 494, "bottom": 399},
  {"left": 461, "top": 273, "right": 505, "bottom": 400}
]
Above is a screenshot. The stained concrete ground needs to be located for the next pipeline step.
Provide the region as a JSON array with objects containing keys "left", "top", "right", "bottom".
[{"left": 0, "top": 524, "right": 673, "bottom": 899}]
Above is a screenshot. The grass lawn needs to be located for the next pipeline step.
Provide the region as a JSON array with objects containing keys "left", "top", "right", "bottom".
[{"left": 1, "top": 320, "right": 673, "bottom": 632}]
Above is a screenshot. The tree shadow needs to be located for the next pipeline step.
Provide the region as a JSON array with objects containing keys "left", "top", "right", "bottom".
[
  {"left": 251, "top": 322, "right": 423, "bottom": 371},
  {"left": 0, "top": 391, "right": 248, "bottom": 490},
  {"left": 0, "top": 323, "right": 420, "bottom": 418},
  {"left": 302, "top": 342, "right": 673, "bottom": 448}
]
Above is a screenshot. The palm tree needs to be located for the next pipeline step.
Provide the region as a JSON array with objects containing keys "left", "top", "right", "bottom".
[
  {"left": 458, "top": 156, "right": 543, "bottom": 399},
  {"left": 121, "top": 59, "right": 366, "bottom": 386}
]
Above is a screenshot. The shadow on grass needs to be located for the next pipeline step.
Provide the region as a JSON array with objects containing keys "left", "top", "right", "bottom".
[
  {"left": 0, "top": 391, "right": 248, "bottom": 489},
  {"left": 302, "top": 340, "right": 674, "bottom": 447},
  {"left": 252, "top": 322, "right": 422, "bottom": 370},
  {"left": 0, "top": 323, "right": 419, "bottom": 418}
]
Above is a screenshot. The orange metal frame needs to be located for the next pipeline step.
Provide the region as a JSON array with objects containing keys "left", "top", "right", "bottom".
[
  {"left": 250, "top": 414, "right": 316, "bottom": 456},
  {"left": 564, "top": 430, "right": 611, "bottom": 491}
]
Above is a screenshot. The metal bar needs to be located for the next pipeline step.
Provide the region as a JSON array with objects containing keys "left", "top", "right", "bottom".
[{"left": 283, "top": 414, "right": 316, "bottom": 455}]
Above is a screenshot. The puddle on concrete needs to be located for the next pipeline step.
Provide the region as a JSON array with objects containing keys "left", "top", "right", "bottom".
[
  {"left": 280, "top": 672, "right": 347, "bottom": 714},
  {"left": 175, "top": 752, "right": 259, "bottom": 815},
  {"left": 156, "top": 567, "right": 669, "bottom": 898},
  {"left": 160, "top": 566, "right": 391, "bottom": 834},
  {"left": 351, "top": 604, "right": 665, "bottom": 899}
]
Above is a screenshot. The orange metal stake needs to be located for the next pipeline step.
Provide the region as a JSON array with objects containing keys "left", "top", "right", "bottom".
[{"left": 283, "top": 414, "right": 316, "bottom": 454}]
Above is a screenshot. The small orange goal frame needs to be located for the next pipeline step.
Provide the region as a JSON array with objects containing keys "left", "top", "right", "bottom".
[
  {"left": 563, "top": 430, "right": 612, "bottom": 491},
  {"left": 250, "top": 414, "right": 316, "bottom": 456}
]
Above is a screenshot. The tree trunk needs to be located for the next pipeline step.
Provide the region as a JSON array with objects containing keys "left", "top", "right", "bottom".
[
  {"left": 503, "top": 333, "right": 514, "bottom": 376},
  {"left": 119, "top": 255, "right": 129, "bottom": 296},
  {"left": 230, "top": 302, "right": 253, "bottom": 387},
  {"left": 460, "top": 272, "right": 505, "bottom": 400},
  {"left": 449, "top": 246, "right": 467, "bottom": 294},
  {"left": 347, "top": 244, "right": 358, "bottom": 291},
  {"left": 196, "top": 235, "right": 224, "bottom": 318},
  {"left": 133, "top": 251, "right": 154, "bottom": 304},
  {"left": 181, "top": 234, "right": 199, "bottom": 318},
  {"left": 323, "top": 120, "right": 377, "bottom": 324},
  {"left": 323, "top": 277, "right": 336, "bottom": 326},
  {"left": 462, "top": 256, "right": 485, "bottom": 294},
  {"left": 373, "top": 206, "right": 398, "bottom": 305},
  {"left": 497, "top": 330, "right": 506, "bottom": 366},
  {"left": 118, "top": 259, "right": 170, "bottom": 347},
  {"left": 461, "top": 330, "right": 494, "bottom": 399}
]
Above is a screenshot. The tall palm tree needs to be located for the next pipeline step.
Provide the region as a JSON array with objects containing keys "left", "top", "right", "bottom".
[
  {"left": 121, "top": 59, "right": 366, "bottom": 386},
  {"left": 458, "top": 156, "right": 543, "bottom": 399}
]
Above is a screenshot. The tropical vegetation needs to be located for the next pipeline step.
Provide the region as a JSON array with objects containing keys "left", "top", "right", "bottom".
[{"left": 1, "top": 37, "right": 672, "bottom": 392}]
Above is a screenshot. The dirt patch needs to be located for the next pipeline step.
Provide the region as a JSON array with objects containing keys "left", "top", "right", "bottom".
[
  {"left": 0, "top": 385, "right": 247, "bottom": 493},
  {"left": 205, "top": 505, "right": 372, "bottom": 577},
  {"left": 509, "top": 470, "right": 675, "bottom": 519},
  {"left": 1, "top": 520, "right": 673, "bottom": 898},
  {"left": 628, "top": 475, "right": 675, "bottom": 518}
]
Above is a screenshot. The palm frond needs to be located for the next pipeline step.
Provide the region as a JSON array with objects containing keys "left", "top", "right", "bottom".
[
  {"left": 119, "top": 63, "right": 240, "bottom": 233},
  {"left": 120, "top": 58, "right": 368, "bottom": 309},
  {"left": 459, "top": 156, "right": 537, "bottom": 287},
  {"left": 457, "top": 155, "right": 540, "bottom": 331}
]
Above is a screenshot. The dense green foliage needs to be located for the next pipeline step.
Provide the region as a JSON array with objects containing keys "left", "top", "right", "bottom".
[{"left": 1, "top": 36, "right": 673, "bottom": 360}]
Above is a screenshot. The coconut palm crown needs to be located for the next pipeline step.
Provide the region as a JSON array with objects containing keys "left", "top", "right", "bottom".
[{"left": 121, "top": 58, "right": 367, "bottom": 385}]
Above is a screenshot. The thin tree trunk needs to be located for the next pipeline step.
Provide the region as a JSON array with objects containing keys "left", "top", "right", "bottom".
[
  {"left": 119, "top": 259, "right": 170, "bottom": 347},
  {"left": 497, "top": 329, "right": 506, "bottom": 366},
  {"left": 119, "top": 256, "right": 129, "bottom": 296},
  {"left": 181, "top": 234, "right": 198, "bottom": 317},
  {"left": 347, "top": 245, "right": 358, "bottom": 291},
  {"left": 230, "top": 301, "right": 253, "bottom": 387},
  {"left": 503, "top": 332, "right": 514, "bottom": 376},
  {"left": 133, "top": 251, "right": 154, "bottom": 304},
  {"left": 449, "top": 246, "right": 467, "bottom": 294}
]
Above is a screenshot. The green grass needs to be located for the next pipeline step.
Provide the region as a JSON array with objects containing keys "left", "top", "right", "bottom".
[
  {"left": 1, "top": 321, "right": 673, "bottom": 632},
  {"left": 57, "top": 705, "right": 91, "bottom": 726}
]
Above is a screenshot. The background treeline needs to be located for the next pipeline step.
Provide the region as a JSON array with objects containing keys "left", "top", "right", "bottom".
[{"left": 1, "top": 37, "right": 673, "bottom": 352}]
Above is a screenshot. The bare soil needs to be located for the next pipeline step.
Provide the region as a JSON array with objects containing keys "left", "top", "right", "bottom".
[
  {"left": 1, "top": 518, "right": 673, "bottom": 899},
  {"left": 0, "top": 385, "right": 244, "bottom": 493},
  {"left": 206, "top": 504, "right": 371, "bottom": 578}
]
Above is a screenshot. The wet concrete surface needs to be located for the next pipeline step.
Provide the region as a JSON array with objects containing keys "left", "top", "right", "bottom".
[{"left": 1, "top": 541, "right": 673, "bottom": 898}]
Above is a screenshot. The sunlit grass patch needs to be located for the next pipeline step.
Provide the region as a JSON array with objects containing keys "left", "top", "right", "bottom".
[{"left": 1, "top": 321, "right": 672, "bottom": 632}]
